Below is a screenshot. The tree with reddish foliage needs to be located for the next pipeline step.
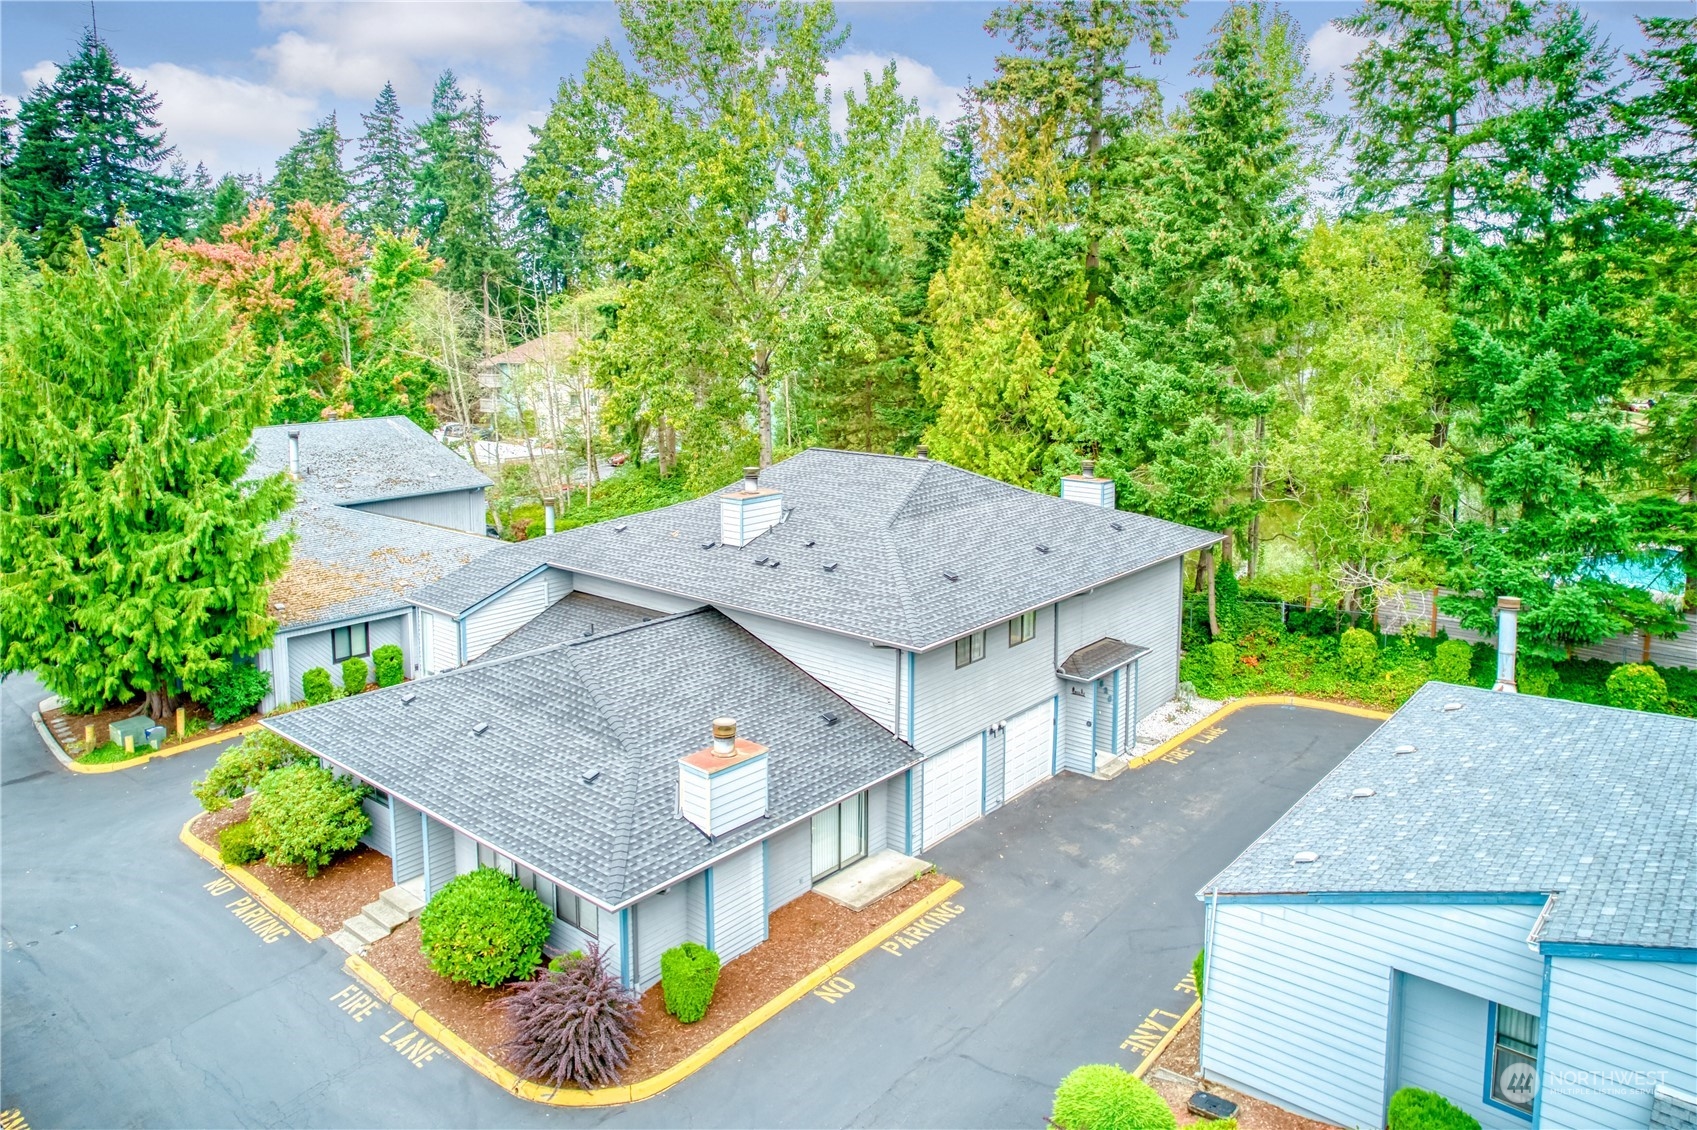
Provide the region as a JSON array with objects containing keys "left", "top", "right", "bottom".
[
  {"left": 171, "top": 201, "right": 439, "bottom": 428},
  {"left": 502, "top": 944, "right": 640, "bottom": 1090}
]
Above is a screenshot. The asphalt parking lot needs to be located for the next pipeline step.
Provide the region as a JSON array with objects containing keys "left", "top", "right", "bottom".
[{"left": 1, "top": 671, "right": 1379, "bottom": 1129}]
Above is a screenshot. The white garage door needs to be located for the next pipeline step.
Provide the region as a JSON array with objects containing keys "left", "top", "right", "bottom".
[
  {"left": 1003, "top": 699, "right": 1055, "bottom": 800},
  {"left": 922, "top": 736, "right": 983, "bottom": 849}
]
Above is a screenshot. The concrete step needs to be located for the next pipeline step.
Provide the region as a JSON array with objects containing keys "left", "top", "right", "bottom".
[
  {"left": 328, "top": 928, "right": 365, "bottom": 955},
  {"left": 815, "top": 849, "right": 930, "bottom": 911},
  {"left": 341, "top": 912, "right": 389, "bottom": 946},
  {"left": 379, "top": 884, "right": 426, "bottom": 919},
  {"left": 363, "top": 898, "right": 410, "bottom": 932}
]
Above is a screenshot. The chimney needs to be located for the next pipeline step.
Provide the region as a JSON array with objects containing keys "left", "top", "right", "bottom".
[
  {"left": 543, "top": 496, "right": 556, "bottom": 536},
  {"left": 720, "top": 466, "right": 783, "bottom": 548},
  {"left": 1060, "top": 457, "right": 1115, "bottom": 509},
  {"left": 1493, "top": 596, "right": 1520, "bottom": 693},
  {"left": 287, "top": 428, "right": 300, "bottom": 479},
  {"left": 915, "top": 444, "right": 929, "bottom": 460},
  {"left": 326, "top": 411, "right": 339, "bottom": 422},
  {"left": 678, "top": 717, "right": 769, "bottom": 836}
]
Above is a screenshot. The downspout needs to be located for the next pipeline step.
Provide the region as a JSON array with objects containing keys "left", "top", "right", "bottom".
[
  {"left": 704, "top": 870, "right": 716, "bottom": 950},
  {"left": 1200, "top": 888, "right": 1220, "bottom": 1083}
]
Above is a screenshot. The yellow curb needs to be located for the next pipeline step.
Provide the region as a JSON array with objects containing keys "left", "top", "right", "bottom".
[
  {"left": 177, "top": 816, "right": 325, "bottom": 942},
  {"left": 1124, "top": 695, "right": 1391, "bottom": 773},
  {"left": 66, "top": 721, "right": 262, "bottom": 774},
  {"left": 1131, "top": 999, "right": 1200, "bottom": 1079},
  {"left": 343, "top": 878, "right": 969, "bottom": 1107}
]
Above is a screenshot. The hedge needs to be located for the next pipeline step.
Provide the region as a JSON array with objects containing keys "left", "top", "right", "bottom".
[
  {"left": 1051, "top": 1064, "right": 1176, "bottom": 1130},
  {"left": 373, "top": 644, "right": 405, "bottom": 688},
  {"left": 205, "top": 662, "right": 270, "bottom": 723},
  {"left": 301, "top": 666, "right": 336, "bottom": 706},
  {"left": 340, "top": 656, "right": 368, "bottom": 695},
  {"left": 248, "top": 763, "right": 370, "bottom": 876},
  {"left": 1386, "top": 1087, "right": 1481, "bottom": 1130},
  {"left": 1433, "top": 639, "right": 1473, "bottom": 684},
  {"left": 1339, "top": 627, "right": 1378, "bottom": 680},
  {"left": 419, "top": 868, "right": 552, "bottom": 986},
  {"left": 1606, "top": 663, "right": 1667, "bottom": 712},
  {"left": 191, "top": 730, "right": 315, "bottom": 812},
  {"left": 219, "top": 820, "right": 264, "bottom": 865},
  {"left": 660, "top": 942, "right": 721, "bottom": 1023}
]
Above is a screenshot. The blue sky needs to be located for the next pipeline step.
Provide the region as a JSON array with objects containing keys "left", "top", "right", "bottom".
[{"left": 1, "top": 1, "right": 1683, "bottom": 180}]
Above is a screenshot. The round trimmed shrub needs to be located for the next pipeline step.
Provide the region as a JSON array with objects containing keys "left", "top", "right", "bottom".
[
  {"left": 1517, "top": 657, "right": 1559, "bottom": 697},
  {"left": 248, "top": 763, "right": 370, "bottom": 876},
  {"left": 1339, "top": 627, "right": 1379, "bottom": 680},
  {"left": 1051, "top": 1064, "right": 1176, "bottom": 1130},
  {"left": 301, "top": 666, "right": 336, "bottom": 706},
  {"left": 1606, "top": 663, "right": 1667, "bottom": 712},
  {"left": 1433, "top": 639, "right": 1473, "bottom": 684},
  {"left": 340, "top": 656, "right": 369, "bottom": 695},
  {"left": 503, "top": 942, "right": 639, "bottom": 1089},
  {"left": 372, "top": 644, "right": 406, "bottom": 688},
  {"left": 1387, "top": 1086, "right": 1481, "bottom": 1130},
  {"left": 1203, "top": 640, "right": 1236, "bottom": 686},
  {"left": 192, "top": 730, "right": 314, "bottom": 812},
  {"left": 660, "top": 941, "right": 721, "bottom": 1023},
  {"left": 419, "top": 868, "right": 552, "bottom": 986},
  {"left": 219, "top": 819, "right": 264, "bottom": 865}
]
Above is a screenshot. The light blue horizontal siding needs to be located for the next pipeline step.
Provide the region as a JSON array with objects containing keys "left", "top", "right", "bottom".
[
  {"left": 359, "top": 794, "right": 392, "bottom": 855},
  {"left": 1540, "top": 958, "right": 1697, "bottom": 1130},
  {"left": 423, "top": 610, "right": 459, "bottom": 673},
  {"left": 1056, "top": 559, "right": 1182, "bottom": 725},
  {"left": 463, "top": 571, "right": 551, "bottom": 660},
  {"left": 1396, "top": 974, "right": 1507, "bottom": 1128},
  {"left": 886, "top": 773, "right": 910, "bottom": 857},
  {"left": 1202, "top": 900, "right": 1545, "bottom": 1130},
  {"left": 422, "top": 816, "right": 455, "bottom": 898},
  {"left": 867, "top": 780, "right": 890, "bottom": 852},
  {"left": 283, "top": 614, "right": 406, "bottom": 702},
  {"left": 767, "top": 822, "right": 812, "bottom": 910},
  {"left": 569, "top": 573, "right": 703, "bottom": 614},
  {"left": 349, "top": 488, "right": 486, "bottom": 534},
  {"left": 912, "top": 605, "right": 1056, "bottom": 754},
  {"left": 710, "top": 844, "right": 766, "bottom": 962},
  {"left": 634, "top": 887, "right": 689, "bottom": 990},
  {"left": 722, "top": 610, "right": 900, "bottom": 732},
  {"left": 390, "top": 801, "right": 424, "bottom": 885}
]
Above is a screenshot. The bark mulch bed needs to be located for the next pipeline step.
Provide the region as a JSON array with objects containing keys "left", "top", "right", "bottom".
[
  {"left": 47, "top": 696, "right": 258, "bottom": 758},
  {"left": 189, "top": 800, "right": 394, "bottom": 934},
  {"left": 361, "top": 869, "right": 953, "bottom": 1087},
  {"left": 1147, "top": 1008, "right": 1333, "bottom": 1130}
]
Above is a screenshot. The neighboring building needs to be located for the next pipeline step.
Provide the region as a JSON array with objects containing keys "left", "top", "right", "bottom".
[
  {"left": 1196, "top": 681, "right": 1697, "bottom": 1130},
  {"left": 247, "top": 418, "right": 497, "bottom": 709},
  {"left": 264, "top": 448, "right": 1221, "bottom": 988},
  {"left": 476, "top": 332, "right": 598, "bottom": 443}
]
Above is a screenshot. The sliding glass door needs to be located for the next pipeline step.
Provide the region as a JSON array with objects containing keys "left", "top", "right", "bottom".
[{"left": 810, "top": 792, "right": 868, "bottom": 881}]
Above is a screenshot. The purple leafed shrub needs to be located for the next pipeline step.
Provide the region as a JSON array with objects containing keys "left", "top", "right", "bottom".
[{"left": 502, "top": 943, "right": 641, "bottom": 1089}]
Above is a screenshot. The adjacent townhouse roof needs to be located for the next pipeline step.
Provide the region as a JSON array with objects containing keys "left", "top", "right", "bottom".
[
  {"left": 268, "top": 501, "right": 496, "bottom": 631},
  {"left": 264, "top": 609, "right": 920, "bottom": 909},
  {"left": 1201, "top": 683, "right": 1697, "bottom": 951},
  {"left": 249, "top": 417, "right": 491, "bottom": 505},
  {"left": 410, "top": 449, "right": 1221, "bottom": 652},
  {"left": 477, "top": 593, "right": 654, "bottom": 662},
  {"left": 480, "top": 331, "right": 580, "bottom": 370}
]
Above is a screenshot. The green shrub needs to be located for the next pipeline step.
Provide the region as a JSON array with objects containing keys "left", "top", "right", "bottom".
[
  {"left": 1192, "top": 949, "right": 1205, "bottom": 1000},
  {"left": 1518, "top": 657, "right": 1559, "bottom": 697},
  {"left": 1339, "top": 627, "right": 1379, "bottom": 680},
  {"left": 419, "top": 868, "right": 552, "bottom": 986},
  {"left": 218, "top": 819, "right": 264, "bottom": 865},
  {"left": 1433, "top": 639, "right": 1473, "bottom": 684},
  {"left": 1605, "top": 663, "right": 1667, "bottom": 712},
  {"left": 1051, "top": 1064, "right": 1176, "bottom": 1130},
  {"left": 247, "top": 763, "right": 370, "bottom": 877},
  {"left": 340, "top": 656, "right": 369, "bottom": 695},
  {"left": 503, "top": 942, "right": 640, "bottom": 1089},
  {"left": 1386, "top": 1087, "right": 1481, "bottom": 1130},
  {"left": 192, "top": 730, "right": 315, "bottom": 812},
  {"left": 373, "top": 644, "right": 406, "bottom": 688},
  {"left": 301, "top": 666, "right": 336, "bottom": 706},
  {"left": 205, "top": 661, "right": 271, "bottom": 723},
  {"left": 660, "top": 942, "right": 721, "bottom": 1024},
  {"left": 548, "top": 949, "right": 588, "bottom": 973},
  {"left": 1203, "top": 640, "right": 1236, "bottom": 686}
]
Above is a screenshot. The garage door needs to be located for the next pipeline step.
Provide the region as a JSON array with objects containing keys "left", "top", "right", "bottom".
[
  {"left": 922, "top": 736, "right": 983, "bottom": 849},
  {"left": 1003, "top": 699, "right": 1055, "bottom": 800}
]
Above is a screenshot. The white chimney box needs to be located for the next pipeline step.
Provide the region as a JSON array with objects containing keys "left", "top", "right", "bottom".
[
  {"left": 720, "top": 466, "right": 783, "bottom": 548},
  {"left": 1060, "top": 459, "right": 1115, "bottom": 508},
  {"left": 679, "top": 718, "right": 769, "bottom": 836},
  {"left": 1493, "top": 596, "right": 1520, "bottom": 693}
]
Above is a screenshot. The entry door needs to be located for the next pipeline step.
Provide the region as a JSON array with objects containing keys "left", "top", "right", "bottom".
[
  {"left": 922, "top": 736, "right": 984, "bottom": 849},
  {"left": 1093, "top": 678, "right": 1115, "bottom": 763},
  {"left": 811, "top": 793, "right": 868, "bottom": 880}
]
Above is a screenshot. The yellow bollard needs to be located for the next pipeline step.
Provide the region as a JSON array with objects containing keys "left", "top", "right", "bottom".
[
  {"left": 124, "top": 734, "right": 135, "bottom": 756},
  {"left": 84, "top": 724, "right": 95, "bottom": 749},
  {"left": 176, "top": 706, "right": 186, "bottom": 739}
]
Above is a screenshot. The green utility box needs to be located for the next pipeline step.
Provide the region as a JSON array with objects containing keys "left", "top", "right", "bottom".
[{"left": 109, "top": 716, "right": 162, "bottom": 750}]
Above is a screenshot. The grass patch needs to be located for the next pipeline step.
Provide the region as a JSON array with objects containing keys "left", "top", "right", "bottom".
[{"left": 77, "top": 740, "right": 149, "bottom": 764}]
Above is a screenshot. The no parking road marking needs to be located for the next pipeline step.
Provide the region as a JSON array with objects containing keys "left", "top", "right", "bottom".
[
  {"left": 878, "top": 899, "right": 966, "bottom": 956},
  {"left": 202, "top": 878, "right": 292, "bottom": 944}
]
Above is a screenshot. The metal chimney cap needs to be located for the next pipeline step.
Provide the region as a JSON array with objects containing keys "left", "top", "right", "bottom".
[
  {"left": 711, "top": 717, "right": 737, "bottom": 741},
  {"left": 915, "top": 444, "right": 929, "bottom": 459},
  {"left": 1081, "top": 458, "right": 1096, "bottom": 478},
  {"left": 1497, "top": 595, "right": 1522, "bottom": 610},
  {"left": 287, "top": 428, "right": 301, "bottom": 438},
  {"left": 542, "top": 496, "right": 557, "bottom": 506}
]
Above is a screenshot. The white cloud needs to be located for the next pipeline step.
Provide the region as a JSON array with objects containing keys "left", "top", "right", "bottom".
[
  {"left": 22, "top": 60, "right": 60, "bottom": 89},
  {"left": 823, "top": 52, "right": 966, "bottom": 134},
  {"left": 130, "top": 64, "right": 317, "bottom": 174},
  {"left": 256, "top": 2, "right": 608, "bottom": 101},
  {"left": 1307, "top": 22, "right": 1370, "bottom": 79},
  {"left": 488, "top": 108, "right": 546, "bottom": 173}
]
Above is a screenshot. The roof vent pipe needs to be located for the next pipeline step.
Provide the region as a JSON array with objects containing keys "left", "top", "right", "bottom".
[
  {"left": 915, "top": 444, "right": 929, "bottom": 460},
  {"left": 542, "top": 496, "right": 556, "bottom": 536},
  {"left": 1081, "top": 458, "right": 1096, "bottom": 478},
  {"left": 287, "top": 428, "right": 300, "bottom": 479},
  {"left": 711, "top": 717, "right": 737, "bottom": 757},
  {"left": 742, "top": 466, "right": 759, "bottom": 492},
  {"left": 1493, "top": 596, "right": 1521, "bottom": 693}
]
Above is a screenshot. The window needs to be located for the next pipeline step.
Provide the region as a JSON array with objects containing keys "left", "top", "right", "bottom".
[
  {"left": 1489, "top": 1003, "right": 1539, "bottom": 1116},
  {"left": 1008, "top": 611, "right": 1038, "bottom": 647},
  {"left": 954, "top": 630, "right": 987, "bottom": 668},
  {"left": 555, "top": 889, "right": 597, "bottom": 937},
  {"left": 331, "top": 622, "right": 369, "bottom": 663},
  {"left": 811, "top": 792, "right": 868, "bottom": 880}
]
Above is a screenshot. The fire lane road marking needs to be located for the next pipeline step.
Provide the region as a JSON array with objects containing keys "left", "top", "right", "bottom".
[
  {"left": 327, "top": 983, "right": 443, "bottom": 1069},
  {"left": 1118, "top": 969, "right": 1199, "bottom": 1069}
]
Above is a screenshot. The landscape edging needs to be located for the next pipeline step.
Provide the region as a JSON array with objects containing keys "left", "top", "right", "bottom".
[{"left": 39, "top": 697, "right": 261, "bottom": 775}]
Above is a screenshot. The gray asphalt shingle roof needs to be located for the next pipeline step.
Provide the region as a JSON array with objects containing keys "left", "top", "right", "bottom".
[
  {"left": 1059, "top": 639, "right": 1150, "bottom": 682},
  {"left": 268, "top": 502, "right": 497, "bottom": 631},
  {"left": 478, "top": 593, "right": 655, "bottom": 661},
  {"left": 410, "top": 449, "right": 1220, "bottom": 651},
  {"left": 264, "top": 609, "right": 919, "bottom": 908},
  {"left": 1201, "top": 683, "right": 1697, "bottom": 950},
  {"left": 250, "top": 417, "right": 491, "bottom": 506}
]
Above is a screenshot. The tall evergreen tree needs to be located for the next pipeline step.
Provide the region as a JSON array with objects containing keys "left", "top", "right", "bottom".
[
  {"left": 197, "top": 174, "right": 250, "bottom": 241},
  {"left": 7, "top": 30, "right": 185, "bottom": 260},
  {"left": 1623, "top": 15, "right": 1697, "bottom": 208},
  {"left": 354, "top": 81, "right": 415, "bottom": 234},
  {"left": 413, "top": 72, "right": 512, "bottom": 303},
  {"left": 0, "top": 226, "right": 294, "bottom": 716},
  {"left": 271, "top": 112, "right": 351, "bottom": 210}
]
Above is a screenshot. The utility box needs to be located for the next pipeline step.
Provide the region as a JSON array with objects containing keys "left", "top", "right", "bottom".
[
  {"left": 109, "top": 716, "right": 155, "bottom": 750},
  {"left": 143, "top": 725, "right": 166, "bottom": 750}
]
